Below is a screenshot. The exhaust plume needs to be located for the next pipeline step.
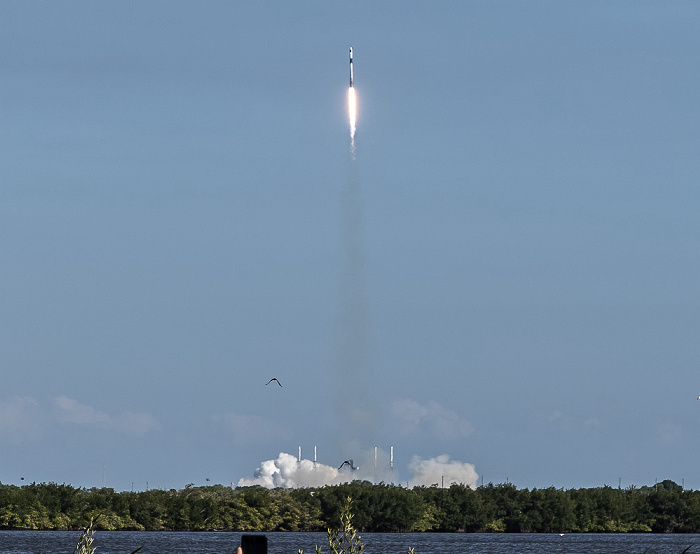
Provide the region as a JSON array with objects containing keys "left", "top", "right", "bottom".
[
  {"left": 335, "top": 51, "right": 375, "bottom": 457},
  {"left": 408, "top": 454, "right": 479, "bottom": 489},
  {"left": 238, "top": 451, "right": 478, "bottom": 489},
  {"left": 348, "top": 86, "right": 357, "bottom": 158},
  {"left": 237, "top": 452, "right": 341, "bottom": 489}
]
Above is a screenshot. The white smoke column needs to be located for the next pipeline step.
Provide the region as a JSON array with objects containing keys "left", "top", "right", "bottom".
[
  {"left": 238, "top": 449, "right": 397, "bottom": 489},
  {"left": 238, "top": 452, "right": 341, "bottom": 489},
  {"left": 352, "top": 447, "right": 397, "bottom": 485},
  {"left": 335, "top": 75, "right": 376, "bottom": 458},
  {"left": 238, "top": 452, "right": 478, "bottom": 489},
  {"left": 348, "top": 86, "right": 357, "bottom": 159},
  {"left": 407, "top": 454, "right": 479, "bottom": 489}
]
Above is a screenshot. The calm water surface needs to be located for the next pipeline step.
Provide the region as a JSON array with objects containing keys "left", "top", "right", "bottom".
[{"left": 0, "top": 530, "right": 698, "bottom": 554}]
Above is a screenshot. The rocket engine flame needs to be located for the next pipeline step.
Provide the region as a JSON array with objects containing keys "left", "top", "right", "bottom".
[
  {"left": 348, "top": 86, "right": 356, "bottom": 157},
  {"left": 348, "top": 47, "right": 356, "bottom": 158}
]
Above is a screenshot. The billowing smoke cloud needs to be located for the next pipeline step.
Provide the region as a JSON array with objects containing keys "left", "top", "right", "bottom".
[
  {"left": 238, "top": 452, "right": 343, "bottom": 489},
  {"left": 238, "top": 451, "right": 478, "bottom": 489},
  {"left": 408, "top": 454, "right": 478, "bottom": 489},
  {"left": 238, "top": 450, "right": 396, "bottom": 489}
]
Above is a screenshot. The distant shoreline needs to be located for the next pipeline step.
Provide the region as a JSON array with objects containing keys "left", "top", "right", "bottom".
[{"left": 0, "top": 479, "right": 695, "bottom": 533}]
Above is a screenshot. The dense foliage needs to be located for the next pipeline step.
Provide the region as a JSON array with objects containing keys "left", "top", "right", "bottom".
[{"left": 0, "top": 479, "right": 698, "bottom": 533}]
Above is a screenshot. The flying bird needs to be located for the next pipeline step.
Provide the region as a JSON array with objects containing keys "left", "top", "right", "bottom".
[
  {"left": 338, "top": 460, "right": 358, "bottom": 470},
  {"left": 266, "top": 378, "right": 282, "bottom": 387}
]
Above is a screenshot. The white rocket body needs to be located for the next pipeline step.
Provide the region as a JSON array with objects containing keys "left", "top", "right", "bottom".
[{"left": 349, "top": 47, "right": 354, "bottom": 87}]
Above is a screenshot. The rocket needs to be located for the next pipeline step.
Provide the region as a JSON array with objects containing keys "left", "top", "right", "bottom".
[{"left": 349, "top": 47, "right": 354, "bottom": 87}]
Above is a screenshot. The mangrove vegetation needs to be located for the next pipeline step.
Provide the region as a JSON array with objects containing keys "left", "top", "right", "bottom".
[{"left": 0, "top": 479, "right": 698, "bottom": 533}]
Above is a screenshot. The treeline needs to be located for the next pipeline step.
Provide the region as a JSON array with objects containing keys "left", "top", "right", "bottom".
[{"left": 1, "top": 479, "right": 699, "bottom": 533}]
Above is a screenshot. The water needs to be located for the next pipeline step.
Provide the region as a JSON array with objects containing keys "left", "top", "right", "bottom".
[{"left": 0, "top": 530, "right": 698, "bottom": 554}]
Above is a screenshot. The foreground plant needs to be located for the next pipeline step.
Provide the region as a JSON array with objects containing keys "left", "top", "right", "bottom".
[
  {"left": 74, "top": 522, "right": 95, "bottom": 554},
  {"left": 298, "top": 497, "right": 363, "bottom": 554},
  {"left": 73, "top": 519, "right": 142, "bottom": 554},
  {"left": 299, "top": 497, "right": 414, "bottom": 554},
  {"left": 326, "top": 497, "right": 364, "bottom": 554}
]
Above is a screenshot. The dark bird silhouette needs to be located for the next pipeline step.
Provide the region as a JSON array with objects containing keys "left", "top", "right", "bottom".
[
  {"left": 266, "top": 378, "right": 282, "bottom": 387},
  {"left": 338, "top": 460, "right": 358, "bottom": 471}
]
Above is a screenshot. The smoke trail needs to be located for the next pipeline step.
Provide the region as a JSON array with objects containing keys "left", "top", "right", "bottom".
[{"left": 334, "top": 78, "right": 378, "bottom": 459}]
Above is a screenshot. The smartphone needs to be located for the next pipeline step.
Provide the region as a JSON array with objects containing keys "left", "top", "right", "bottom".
[{"left": 241, "top": 534, "right": 268, "bottom": 554}]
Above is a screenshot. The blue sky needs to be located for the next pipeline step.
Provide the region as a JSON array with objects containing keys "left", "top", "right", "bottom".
[{"left": 2, "top": 1, "right": 700, "bottom": 491}]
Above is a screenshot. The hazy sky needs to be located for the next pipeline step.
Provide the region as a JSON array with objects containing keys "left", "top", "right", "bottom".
[{"left": 2, "top": 1, "right": 700, "bottom": 491}]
